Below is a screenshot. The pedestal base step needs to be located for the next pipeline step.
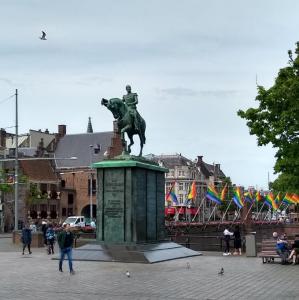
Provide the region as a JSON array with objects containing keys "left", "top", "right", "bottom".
[{"left": 55, "top": 242, "right": 201, "bottom": 264}]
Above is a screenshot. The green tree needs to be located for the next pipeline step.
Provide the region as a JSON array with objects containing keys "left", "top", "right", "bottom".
[
  {"left": 238, "top": 42, "right": 299, "bottom": 194},
  {"left": 0, "top": 170, "right": 13, "bottom": 193}
]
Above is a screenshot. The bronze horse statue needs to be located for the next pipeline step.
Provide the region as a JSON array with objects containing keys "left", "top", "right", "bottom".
[{"left": 101, "top": 98, "right": 146, "bottom": 156}]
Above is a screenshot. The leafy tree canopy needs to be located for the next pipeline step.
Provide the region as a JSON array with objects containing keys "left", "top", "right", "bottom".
[
  {"left": 0, "top": 169, "right": 13, "bottom": 193},
  {"left": 238, "top": 42, "right": 299, "bottom": 194}
]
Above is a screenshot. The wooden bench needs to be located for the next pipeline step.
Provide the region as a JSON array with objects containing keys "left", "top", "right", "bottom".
[{"left": 258, "top": 239, "right": 294, "bottom": 263}]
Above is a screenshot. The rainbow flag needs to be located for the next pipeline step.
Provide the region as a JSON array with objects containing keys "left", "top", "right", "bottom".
[
  {"left": 291, "top": 193, "right": 299, "bottom": 204},
  {"left": 282, "top": 193, "right": 296, "bottom": 205},
  {"left": 206, "top": 184, "right": 222, "bottom": 205},
  {"left": 233, "top": 187, "right": 244, "bottom": 209},
  {"left": 220, "top": 184, "right": 228, "bottom": 201},
  {"left": 244, "top": 191, "right": 254, "bottom": 203},
  {"left": 255, "top": 191, "right": 263, "bottom": 202},
  {"left": 166, "top": 182, "right": 179, "bottom": 205},
  {"left": 274, "top": 192, "right": 282, "bottom": 206},
  {"left": 188, "top": 181, "right": 197, "bottom": 200},
  {"left": 265, "top": 192, "right": 278, "bottom": 210}
]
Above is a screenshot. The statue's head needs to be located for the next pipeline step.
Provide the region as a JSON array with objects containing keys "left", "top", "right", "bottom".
[{"left": 126, "top": 85, "right": 131, "bottom": 93}]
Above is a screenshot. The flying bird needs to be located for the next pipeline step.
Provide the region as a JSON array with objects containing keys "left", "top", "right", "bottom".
[
  {"left": 39, "top": 31, "right": 47, "bottom": 40},
  {"left": 218, "top": 267, "right": 224, "bottom": 275},
  {"left": 125, "top": 270, "right": 130, "bottom": 278}
]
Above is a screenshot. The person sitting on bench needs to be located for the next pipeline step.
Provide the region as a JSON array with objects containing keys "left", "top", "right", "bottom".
[
  {"left": 288, "top": 235, "right": 299, "bottom": 265},
  {"left": 276, "top": 234, "right": 290, "bottom": 264}
]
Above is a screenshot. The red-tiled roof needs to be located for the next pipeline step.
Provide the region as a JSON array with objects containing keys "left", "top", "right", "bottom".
[{"left": 20, "top": 160, "right": 58, "bottom": 182}]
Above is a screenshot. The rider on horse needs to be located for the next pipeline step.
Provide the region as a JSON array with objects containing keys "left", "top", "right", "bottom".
[{"left": 123, "top": 85, "right": 140, "bottom": 132}]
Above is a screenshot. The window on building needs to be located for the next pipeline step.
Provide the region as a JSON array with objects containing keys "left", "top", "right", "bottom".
[
  {"left": 40, "top": 183, "right": 47, "bottom": 194},
  {"left": 68, "top": 193, "right": 74, "bottom": 205},
  {"left": 40, "top": 204, "right": 47, "bottom": 219},
  {"left": 179, "top": 194, "right": 184, "bottom": 204},
  {"left": 178, "top": 170, "right": 185, "bottom": 177},
  {"left": 170, "top": 170, "right": 174, "bottom": 177},
  {"left": 185, "top": 183, "right": 189, "bottom": 191},
  {"left": 62, "top": 208, "right": 67, "bottom": 217},
  {"left": 67, "top": 208, "right": 73, "bottom": 216},
  {"left": 166, "top": 182, "right": 172, "bottom": 190},
  {"left": 179, "top": 183, "right": 184, "bottom": 190}
]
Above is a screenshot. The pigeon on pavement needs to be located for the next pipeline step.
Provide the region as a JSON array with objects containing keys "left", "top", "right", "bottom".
[{"left": 218, "top": 267, "right": 224, "bottom": 275}]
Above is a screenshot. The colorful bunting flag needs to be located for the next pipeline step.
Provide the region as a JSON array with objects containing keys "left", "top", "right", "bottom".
[
  {"left": 291, "top": 193, "right": 299, "bottom": 204},
  {"left": 206, "top": 184, "right": 222, "bottom": 205},
  {"left": 265, "top": 192, "right": 278, "bottom": 210},
  {"left": 282, "top": 193, "right": 296, "bottom": 205},
  {"left": 255, "top": 191, "right": 263, "bottom": 202},
  {"left": 220, "top": 184, "right": 228, "bottom": 202},
  {"left": 244, "top": 190, "right": 254, "bottom": 203},
  {"left": 188, "top": 181, "right": 197, "bottom": 200},
  {"left": 233, "top": 187, "right": 244, "bottom": 209},
  {"left": 166, "top": 182, "right": 179, "bottom": 205}
]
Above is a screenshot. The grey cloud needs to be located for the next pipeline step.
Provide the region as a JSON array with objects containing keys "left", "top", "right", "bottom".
[
  {"left": 158, "top": 87, "right": 198, "bottom": 97},
  {"left": 0, "top": 78, "right": 13, "bottom": 86},
  {"left": 157, "top": 87, "right": 239, "bottom": 98}
]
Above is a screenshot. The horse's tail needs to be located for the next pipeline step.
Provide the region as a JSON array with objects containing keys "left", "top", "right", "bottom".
[{"left": 142, "top": 120, "right": 146, "bottom": 144}]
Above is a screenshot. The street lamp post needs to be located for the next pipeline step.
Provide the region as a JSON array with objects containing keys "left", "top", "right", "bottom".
[
  {"left": 89, "top": 145, "right": 93, "bottom": 222},
  {"left": 14, "top": 89, "right": 18, "bottom": 230}
]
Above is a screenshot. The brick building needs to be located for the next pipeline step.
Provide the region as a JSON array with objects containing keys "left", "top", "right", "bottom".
[{"left": 54, "top": 122, "right": 122, "bottom": 222}]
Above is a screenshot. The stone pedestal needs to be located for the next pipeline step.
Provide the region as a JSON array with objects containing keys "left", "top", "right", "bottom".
[
  {"left": 69, "top": 157, "right": 201, "bottom": 263},
  {"left": 95, "top": 158, "right": 166, "bottom": 244}
]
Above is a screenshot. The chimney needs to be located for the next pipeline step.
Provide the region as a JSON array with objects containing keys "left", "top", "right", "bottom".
[
  {"left": 197, "top": 156, "right": 203, "bottom": 163},
  {"left": 215, "top": 164, "right": 220, "bottom": 175},
  {"left": 58, "top": 125, "right": 66, "bottom": 137},
  {"left": 0, "top": 128, "right": 6, "bottom": 148}
]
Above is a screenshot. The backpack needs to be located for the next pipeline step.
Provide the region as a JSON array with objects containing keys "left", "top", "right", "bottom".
[{"left": 46, "top": 229, "right": 55, "bottom": 240}]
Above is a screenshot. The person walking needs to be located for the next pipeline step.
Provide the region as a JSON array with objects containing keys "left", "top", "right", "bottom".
[
  {"left": 223, "top": 227, "right": 233, "bottom": 256},
  {"left": 57, "top": 224, "right": 75, "bottom": 274},
  {"left": 21, "top": 224, "right": 32, "bottom": 255},
  {"left": 233, "top": 225, "right": 242, "bottom": 255},
  {"left": 46, "top": 223, "right": 55, "bottom": 255}
]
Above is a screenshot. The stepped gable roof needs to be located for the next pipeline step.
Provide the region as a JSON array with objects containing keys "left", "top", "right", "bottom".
[
  {"left": 54, "top": 131, "right": 114, "bottom": 169},
  {"left": 203, "top": 162, "right": 225, "bottom": 177},
  {"left": 20, "top": 160, "right": 57, "bottom": 182},
  {"left": 151, "top": 154, "right": 193, "bottom": 169}
]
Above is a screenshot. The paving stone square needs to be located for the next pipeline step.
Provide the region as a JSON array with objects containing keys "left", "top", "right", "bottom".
[{"left": 0, "top": 236, "right": 298, "bottom": 300}]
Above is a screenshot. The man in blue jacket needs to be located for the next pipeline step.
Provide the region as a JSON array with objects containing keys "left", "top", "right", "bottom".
[{"left": 57, "top": 224, "right": 75, "bottom": 274}]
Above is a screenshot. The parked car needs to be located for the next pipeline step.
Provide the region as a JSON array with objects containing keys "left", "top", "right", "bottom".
[{"left": 62, "top": 216, "right": 86, "bottom": 228}]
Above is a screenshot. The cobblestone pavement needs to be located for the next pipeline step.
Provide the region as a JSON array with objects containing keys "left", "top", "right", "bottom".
[{"left": 0, "top": 236, "right": 298, "bottom": 300}]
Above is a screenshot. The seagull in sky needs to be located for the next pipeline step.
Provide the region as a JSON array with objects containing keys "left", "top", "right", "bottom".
[{"left": 39, "top": 31, "right": 47, "bottom": 40}]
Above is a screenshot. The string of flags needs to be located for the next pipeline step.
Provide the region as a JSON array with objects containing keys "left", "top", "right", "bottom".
[{"left": 165, "top": 181, "right": 299, "bottom": 210}]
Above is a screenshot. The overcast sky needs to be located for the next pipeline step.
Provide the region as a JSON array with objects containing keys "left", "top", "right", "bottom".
[{"left": 0, "top": 0, "right": 298, "bottom": 189}]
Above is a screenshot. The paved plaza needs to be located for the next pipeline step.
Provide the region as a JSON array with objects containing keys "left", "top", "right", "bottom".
[{"left": 0, "top": 235, "right": 298, "bottom": 300}]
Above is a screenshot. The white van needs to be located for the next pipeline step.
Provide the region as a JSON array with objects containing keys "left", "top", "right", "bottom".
[{"left": 63, "top": 216, "right": 86, "bottom": 228}]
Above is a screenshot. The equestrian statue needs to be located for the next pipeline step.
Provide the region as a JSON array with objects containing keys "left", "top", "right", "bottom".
[{"left": 101, "top": 85, "right": 146, "bottom": 156}]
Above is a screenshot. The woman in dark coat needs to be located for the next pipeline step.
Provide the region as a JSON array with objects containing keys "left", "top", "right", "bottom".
[
  {"left": 21, "top": 224, "right": 32, "bottom": 255},
  {"left": 233, "top": 225, "right": 242, "bottom": 255}
]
